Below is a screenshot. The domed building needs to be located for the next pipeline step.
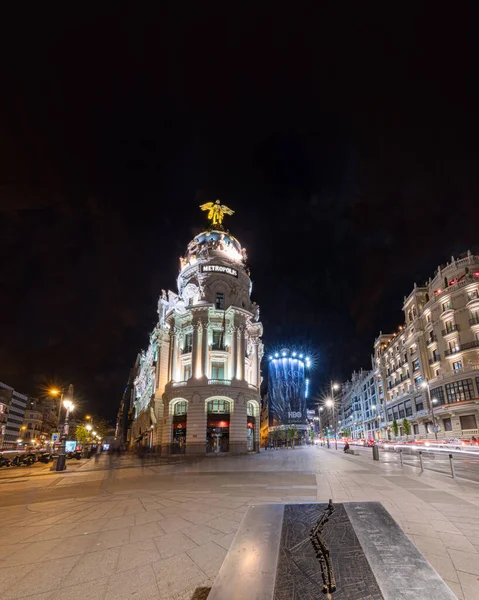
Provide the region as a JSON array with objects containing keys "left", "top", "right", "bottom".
[{"left": 130, "top": 201, "right": 263, "bottom": 455}]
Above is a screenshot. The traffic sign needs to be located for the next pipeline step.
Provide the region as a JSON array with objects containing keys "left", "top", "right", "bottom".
[{"left": 51, "top": 433, "right": 59, "bottom": 442}]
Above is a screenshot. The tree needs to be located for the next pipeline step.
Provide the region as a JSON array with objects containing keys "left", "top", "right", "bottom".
[
  {"left": 402, "top": 418, "right": 411, "bottom": 439},
  {"left": 392, "top": 419, "right": 399, "bottom": 439},
  {"left": 291, "top": 426, "right": 298, "bottom": 449},
  {"left": 74, "top": 424, "right": 90, "bottom": 446},
  {"left": 310, "top": 428, "right": 315, "bottom": 443}
]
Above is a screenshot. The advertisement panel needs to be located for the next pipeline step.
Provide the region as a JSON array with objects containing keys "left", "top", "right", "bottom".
[{"left": 268, "top": 355, "right": 307, "bottom": 427}]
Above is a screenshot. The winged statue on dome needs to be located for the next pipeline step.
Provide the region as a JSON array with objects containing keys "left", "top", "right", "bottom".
[{"left": 199, "top": 199, "right": 234, "bottom": 227}]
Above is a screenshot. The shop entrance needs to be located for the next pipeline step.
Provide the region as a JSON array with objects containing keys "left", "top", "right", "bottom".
[
  {"left": 246, "top": 402, "right": 256, "bottom": 452},
  {"left": 206, "top": 398, "right": 231, "bottom": 453},
  {"left": 171, "top": 400, "right": 187, "bottom": 454}
]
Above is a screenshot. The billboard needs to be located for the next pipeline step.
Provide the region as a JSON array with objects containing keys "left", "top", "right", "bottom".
[{"left": 268, "top": 352, "right": 307, "bottom": 427}]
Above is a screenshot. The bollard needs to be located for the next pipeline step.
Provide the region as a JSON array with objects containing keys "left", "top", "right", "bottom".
[
  {"left": 372, "top": 445, "right": 379, "bottom": 461},
  {"left": 419, "top": 451, "right": 424, "bottom": 472},
  {"left": 399, "top": 448, "right": 403, "bottom": 466},
  {"left": 449, "top": 454, "right": 456, "bottom": 479}
]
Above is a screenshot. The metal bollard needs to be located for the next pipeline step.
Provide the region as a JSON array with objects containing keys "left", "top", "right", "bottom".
[
  {"left": 372, "top": 445, "right": 379, "bottom": 461},
  {"left": 399, "top": 448, "right": 403, "bottom": 466},
  {"left": 419, "top": 451, "right": 424, "bottom": 472},
  {"left": 449, "top": 454, "right": 456, "bottom": 479}
]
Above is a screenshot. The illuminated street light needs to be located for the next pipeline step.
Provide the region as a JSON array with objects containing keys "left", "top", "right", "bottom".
[
  {"left": 421, "top": 380, "right": 438, "bottom": 440},
  {"left": 85, "top": 424, "right": 92, "bottom": 432},
  {"left": 325, "top": 399, "right": 334, "bottom": 408}
]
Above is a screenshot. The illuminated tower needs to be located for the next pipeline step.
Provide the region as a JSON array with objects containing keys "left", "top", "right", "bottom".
[
  {"left": 130, "top": 201, "right": 263, "bottom": 455},
  {"left": 267, "top": 349, "right": 310, "bottom": 432}
]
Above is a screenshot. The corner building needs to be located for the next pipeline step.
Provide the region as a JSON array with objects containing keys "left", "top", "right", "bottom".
[
  {"left": 130, "top": 209, "right": 263, "bottom": 455},
  {"left": 374, "top": 251, "right": 479, "bottom": 440}
]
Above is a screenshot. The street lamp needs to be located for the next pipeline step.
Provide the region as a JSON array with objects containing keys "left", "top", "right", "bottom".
[
  {"left": 331, "top": 382, "right": 340, "bottom": 450},
  {"left": 421, "top": 380, "right": 438, "bottom": 440},
  {"left": 56, "top": 398, "right": 74, "bottom": 471}
]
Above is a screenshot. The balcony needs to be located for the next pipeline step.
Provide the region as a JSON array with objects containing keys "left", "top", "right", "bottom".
[
  {"left": 444, "top": 339, "right": 479, "bottom": 357},
  {"left": 442, "top": 324, "right": 460, "bottom": 336},
  {"left": 208, "top": 379, "right": 232, "bottom": 386},
  {"left": 172, "top": 381, "right": 188, "bottom": 387},
  {"left": 181, "top": 346, "right": 192, "bottom": 355},
  {"left": 429, "top": 355, "right": 440, "bottom": 365},
  {"left": 470, "top": 316, "right": 479, "bottom": 326},
  {"left": 210, "top": 343, "right": 227, "bottom": 351},
  {"left": 426, "top": 335, "right": 437, "bottom": 346}
]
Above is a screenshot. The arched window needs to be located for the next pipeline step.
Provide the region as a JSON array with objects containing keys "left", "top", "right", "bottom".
[
  {"left": 247, "top": 402, "right": 255, "bottom": 416},
  {"left": 174, "top": 401, "right": 188, "bottom": 416},
  {"left": 27, "top": 423, "right": 32, "bottom": 429},
  {"left": 207, "top": 399, "right": 231, "bottom": 414}
]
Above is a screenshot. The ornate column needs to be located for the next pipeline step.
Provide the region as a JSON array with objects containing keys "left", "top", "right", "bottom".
[
  {"left": 231, "top": 325, "right": 238, "bottom": 379},
  {"left": 168, "top": 329, "right": 175, "bottom": 382},
  {"left": 191, "top": 320, "right": 200, "bottom": 379},
  {"left": 237, "top": 326, "right": 245, "bottom": 380},
  {"left": 251, "top": 337, "right": 259, "bottom": 387},
  {"left": 201, "top": 319, "right": 209, "bottom": 379}
]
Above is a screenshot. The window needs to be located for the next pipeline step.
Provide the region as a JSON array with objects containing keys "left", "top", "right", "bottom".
[
  {"left": 184, "top": 333, "right": 193, "bottom": 353},
  {"left": 442, "top": 418, "right": 452, "bottom": 432},
  {"left": 387, "top": 409, "right": 393, "bottom": 422},
  {"left": 215, "top": 292, "right": 224, "bottom": 309},
  {"left": 413, "top": 424, "right": 419, "bottom": 435},
  {"left": 27, "top": 423, "right": 32, "bottom": 429},
  {"left": 448, "top": 340, "right": 459, "bottom": 353},
  {"left": 207, "top": 399, "right": 230, "bottom": 414},
  {"left": 412, "top": 359, "right": 420, "bottom": 371},
  {"left": 445, "top": 379, "right": 474, "bottom": 403},
  {"left": 247, "top": 403, "right": 255, "bottom": 416},
  {"left": 431, "top": 350, "right": 440, "bottom": 362},
  {"left": 467, "top": 289, "right": 478, "bottom": 301},
  {"left": 460, "top": 414, "right": 478, "bottom": 430},
  {"left": 430, "top": 386, "right": 445, "bottom": 406},
  {"left": 471, "top": 310, "right": 479, "bottom": 324},
  {"left": 404, "top": 400, "right": 413, "bottom": 417},
  {"left": 453, "top": 360, "right": 463, "bottom": 371},
  {"left": 174, "top": 401, "right": 188, "bottom": 416},
  {"left": 183, "top": 364, "right": 192, "bottom": 381},
  {"left": 398, "top": 404, "right": 405, "bottom": 419},
  {"left": 414, "top": 376, "right": 422, "bottom": 386},
  {"left": 425, "top": 422, "right": 432, "bottom": 433},
  {"left": 212, "top": 329, "right": 225, "bottom": 350},
  {"left": 211, "top": 362, "right": 225, "bottom": 380},
  {"left": 393, "top": 406, "right": 399, "bottom": 420},
  {"left": 426, "top": 314, "right": 431, "bottom": 323},
  {"left": 442, "top": 300, "right": 452, "bottom": 312},
  {"left": 415, "top": 399, "right": 424, "bottom": 412},
  {"left": 445, "top": 321, "right": 454, "bottom": 333}
]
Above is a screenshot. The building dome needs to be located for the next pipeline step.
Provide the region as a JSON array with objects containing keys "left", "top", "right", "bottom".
[{"left": 180, "top": 229, "right": 247, "bottom": 270}]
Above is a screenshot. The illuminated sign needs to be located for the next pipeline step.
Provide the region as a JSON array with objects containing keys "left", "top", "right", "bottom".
[{"left": 201, "top": 264, "right": 238, "bottom": 277}]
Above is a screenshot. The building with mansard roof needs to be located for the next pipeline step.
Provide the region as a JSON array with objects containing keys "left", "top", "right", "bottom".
[{"left": 129, "top": 203, "right": 263, "bottom": 455}]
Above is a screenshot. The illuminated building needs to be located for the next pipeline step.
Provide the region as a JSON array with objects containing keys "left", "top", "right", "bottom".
[
  {"left": 374, "top": 251, "right": 479, "bottom": 440},
  {"left": 129, "top": 202, "right": 263, "bottom": 454},
  {"left": 340, "top": 369, "right": 380, "bottom": 440},
  {"left": 267, "top": 349, "right": 310, "bottom": 435},
  {"left": 0, "top": 383, "right": 28, "bottom": 449}
]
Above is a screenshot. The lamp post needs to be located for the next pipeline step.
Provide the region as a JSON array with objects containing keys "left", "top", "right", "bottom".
[
  {"left": 327, "top": 382, "right": 340, "bottom": 450},
  {"left": 421, "top": 380, "right": 438, "bottom": 440},
  {"left": 56, "top": 399, "right": 74, "bottom": 471}
]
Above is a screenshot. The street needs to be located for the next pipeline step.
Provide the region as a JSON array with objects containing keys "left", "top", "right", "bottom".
[{"left": 0, "top": 446, "right": 478, "bottom": 599}]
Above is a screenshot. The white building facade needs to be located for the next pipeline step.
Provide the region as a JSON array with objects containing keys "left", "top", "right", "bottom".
[
  {"left": 374, "top": 251, "right": 479, "bottom": 440},
  {"left": 130, "top": 209, "right": 263, "bottom": 455},
  {"left": 341, "top": 369, "right": 380, "bottom": 441}
]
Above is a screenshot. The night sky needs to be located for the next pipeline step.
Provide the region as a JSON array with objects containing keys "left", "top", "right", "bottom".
[{"left": 1, "top": 5, "right": 478, "bottom": 421}]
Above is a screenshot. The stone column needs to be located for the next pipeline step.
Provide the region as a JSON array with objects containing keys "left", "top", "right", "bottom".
[
  {"left": 201, "top": 321, "right": 209, "bottom": 379},
  {"left": 191, "top": 320, "right": 200, "bottom": 379},
  {"left": 168, "top": 330, "right": 174, "bottom": 382},
  {"left": 251, "top": 338, "right": 258, "bottom": 387},
  {"left": 229, "top": 393, "right": 247, "bottom": 454},
  {"left": 231, "top": 326, "right": 238, "bottom": 379},
  {"left": 186, "top": 393, "right": 206, "bottom": 455},
  {"left": 237, "top": 327, "right": 245, "bottom": 380},
  {"left": 171, "top": 329, "right": 179, "bottom": 382}
]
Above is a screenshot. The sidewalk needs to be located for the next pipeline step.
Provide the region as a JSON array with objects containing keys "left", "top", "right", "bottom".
[{"left": 0, "top": 446, "right": 477, "bottom": 599}]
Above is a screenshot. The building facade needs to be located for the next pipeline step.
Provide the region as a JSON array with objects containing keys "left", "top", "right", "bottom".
[
  {"left": 374, "top": 251, "right": 479, "bottom": 440},
  {"left": 0, "top": 382, "right": 28, "bottom": 448},
  {"left": 341, "top": 369, "right": 380, "bottom": 441},
  {"left": 129, "top": 204, "right": 264, "bottom": 455},
  {"left": 21, "top": 398, "right": 58, "bottom": 449}
]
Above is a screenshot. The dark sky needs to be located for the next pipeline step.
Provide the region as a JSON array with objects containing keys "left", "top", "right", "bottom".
[{"left": 1, "top": 4, "right": 478, "bottom": 420}]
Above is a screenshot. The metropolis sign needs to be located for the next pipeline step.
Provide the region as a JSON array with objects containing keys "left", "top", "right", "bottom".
[{"left": 201, "top": 264, "right": 238, "bottom": 277}]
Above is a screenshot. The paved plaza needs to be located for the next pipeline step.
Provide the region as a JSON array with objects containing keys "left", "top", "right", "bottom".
[{"left": 0, "top": 447, "right": 478, "bottom": 599}]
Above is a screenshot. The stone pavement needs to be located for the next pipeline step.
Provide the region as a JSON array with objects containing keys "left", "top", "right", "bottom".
[{"left": 0, "top": 447, "right": 478, "bottom": 599}]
